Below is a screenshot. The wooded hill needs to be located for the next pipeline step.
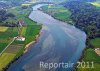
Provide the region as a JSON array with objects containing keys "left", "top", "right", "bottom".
[{"left": 63, "top": 1, "right": 100, "bottom": 38}]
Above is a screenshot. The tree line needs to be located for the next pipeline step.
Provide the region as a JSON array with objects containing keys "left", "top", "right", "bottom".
[
  {"left": 63, "top": 1, "right": 100, "bottom": 39},
  {"left": 0, "top": 9, "right": 17, "bottom": 27}
]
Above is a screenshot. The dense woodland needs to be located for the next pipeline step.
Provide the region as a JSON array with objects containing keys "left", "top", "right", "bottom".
[
  {"left": 0, "top": 2, "right": 10, "bottom": 9},
  {"left": 0, "top": 0, "right": 28, "bottom": 27},
  {"left": 0, "top": 0, "right": 26, "bottom": 6},
  {"left": 63, "top": 1, "right": 100, "bottom": 39},
  {"left": 0, "top": 9, "right": 17, "bottom": 27}
]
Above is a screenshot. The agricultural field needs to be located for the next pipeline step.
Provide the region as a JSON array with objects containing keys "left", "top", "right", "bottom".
[
  {"left": 0, "top": 53, "right": 15, "bottom": 71},
  {"left": 0, "top": 27, "right": 18, "bottom": 52},
  {"left": 21, "top": 4, "right": 32, "bottom": 6},
  {"left": 91, "top": 2, "right": 100, "bottom": 7},
  {"left": 0, "top": 21, "right": 21, "bottom": 71},
  {"left": 6, "top": 5, "right": 41, "bottom": 51},
  {"left": 75, "top": 2, "right": 100, "bottom": 71},
  {"left": 0, "top": 5, "right": 41, "bottom": 71},
  {"left": 90, "top": 38, "right": 100, "bottom": 48},
  {"left": 41, "top": 4, "right": 100, "bottom": 71},
  {"left": 0, "top": 42, "right": 24, "bottom": 71},
  {"left": 8, "top": 6, "right": 41, "bottom": 44},
  {"left": 77, "top": 38, "right": 100, "bottom": 71},
  {"left": 8, "top": 6, "right": 31, "bottom": 22},
  {"left": 0, "top": 27, "right": 8, "bottom": 32},
  {"left": 77, "top": 48, "right": 100, "bottom": 71},
  {"left": 41, "top": 5, "right": 73, "bottom": 24}
]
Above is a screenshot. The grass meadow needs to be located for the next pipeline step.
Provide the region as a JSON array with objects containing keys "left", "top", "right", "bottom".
[{"left": 0, "top": 5, "right": 41, "bottom": 70}]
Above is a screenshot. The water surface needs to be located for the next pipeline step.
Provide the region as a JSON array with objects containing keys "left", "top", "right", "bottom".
[{"left": 7, "top": 4, "right": 86, "bottom": 71}]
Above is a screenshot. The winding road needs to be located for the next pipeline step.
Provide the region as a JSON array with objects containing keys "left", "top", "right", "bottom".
[{"left": 7, "top": 4, "right": 86, "bottom": 71}]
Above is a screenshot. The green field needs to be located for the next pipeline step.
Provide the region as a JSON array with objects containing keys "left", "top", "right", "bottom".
[
  {"left": 77, "top": 37, "right": 100, "bottom": 71},
  {"left": 0, "top": 27, "right": 18, "bottom": 52},
  {"left": 41, "top": 4, "right": 100, "bottom": 71},
  {"left": 0, "top": 53, "right": 15, "bottom": 71},
  {"left": 0, "top": 5, "right": 41, "bottom": 71},
  {"left": 83, "top": 48, "right": 100, "bottom": 62},
  {"left": 41, "top": 5, "right": 73, "bottom": 24},
  {"left": 76, "top": 3, "right": 100, "bottom": 71},
  {"left": 21, "top": 4, "right": 32, "bottom": 6},
  {"left": 0, "top": 27, "right": 8, "bottom": 32},
  {"left": 91, "top": 2, "right": 100, "bottom": 7},
  {"left": 90, "top": 38, "right": 100, "bottom": 48},
  {"left": 8, "top": 6, "right": 31, "bottom": 22},
  {"left": 8, "top": 6, "right": 41, "bottom": 44},
  {"left": 77, "top": 48, "right": 100, "bottom": 71}
]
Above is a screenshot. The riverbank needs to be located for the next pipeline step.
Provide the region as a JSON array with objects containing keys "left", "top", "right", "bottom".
[
  {"left": 0, "top": 4, "right": 42, "bottom": 71},
  {"left": 76, "top": 38, "right": 100, "bottom": 71},
  {"left": 39, "top": 4, "right": 73, "bottom": 24},
  {"left": 7, "top": 4, "right": 86, "bottom": 71},
  {"left": 24, "top": 31, "right": 42, "bottom": 53},
  {"left": 4, "top": 30, "right": 42, "bottom": 71},
  {"left": 40, "top": 4, "right": 100, "bottom": 71}
]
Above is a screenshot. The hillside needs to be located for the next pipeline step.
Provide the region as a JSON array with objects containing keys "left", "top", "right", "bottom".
[
  {"left": 62, "top": 1, "right": 100, "bottom": 71},
  {"left": 63, "top": 1, "right": 100, "bottom": 37}
]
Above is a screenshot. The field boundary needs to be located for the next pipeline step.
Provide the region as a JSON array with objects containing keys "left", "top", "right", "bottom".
[{"left": 0, "top": 38, "right": 15, "bottom": 56}]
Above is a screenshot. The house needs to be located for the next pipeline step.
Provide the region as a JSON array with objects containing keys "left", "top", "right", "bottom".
[
  {"left": 94, "top": 48, "right": 100, "bottom": 56},
  {"left": 15, "top": 36, "right": 25, "bottom": 41}
]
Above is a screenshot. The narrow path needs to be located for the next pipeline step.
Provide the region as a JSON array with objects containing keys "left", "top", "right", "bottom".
[{"left": 0, "top": 38, "right": 15, "bottom": 56}]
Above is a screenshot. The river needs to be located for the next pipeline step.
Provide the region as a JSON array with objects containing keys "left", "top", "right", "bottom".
[{"left": 7, "top": 4, "right": 86, "bottom": 71}]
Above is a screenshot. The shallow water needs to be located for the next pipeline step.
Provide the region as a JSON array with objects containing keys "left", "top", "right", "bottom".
[{"left": 7, "top": 4, "right": 86, "bottom": 71}]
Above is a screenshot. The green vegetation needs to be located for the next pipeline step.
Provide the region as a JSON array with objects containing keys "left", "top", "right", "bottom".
[
  {"left": 8, "top": 6, "right": 31, "bottom": 22},
  {"left": 91, "top": 2, "right": 100, "bottom": 7},
  {"left": 90, "top": 38, "right": 100, "bottom": 48},
  {"left": 41, "top": 5, "right": 73, "bottom": 24},
  {"left": 21, "top": 4, "right": 32, "bottom": 6},
  {"left": 0, "top": 43, "right": 8, "bottom": 53},
  {"left": 0, "top": 27, "right": 8, "bottom": 32},
  {"left": 77, "top": 48, "right": 100, "bottom": 71},
  {"left": 63, "top": 1, "right": 100, "bottom": 38},
  {"left": 0, "top": 27, "right": 18, "bottom": 52},
  {"left": 83, "top": 48, "right": 100, "bottom": 62},
  {"left": 62, "top": 1, "right": 100, "bottom": 71},
  {"left": 41, "top": 2, "right": 100, "bottom": 71},
  {"left": 0, "top": 9, "right": 16, "bottom": 26},
  {"left": 0, "top": 53, "right": 15, "bottom": 71},
  {"left": 0, "top": 5, "right": 41, "bottom": 71}
]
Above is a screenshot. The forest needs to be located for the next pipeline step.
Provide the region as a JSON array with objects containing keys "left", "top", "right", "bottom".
[
  {"left": 63, "top": 1, "right": 100, "bottom": 38},
  {"left": 0, "top": 10, "right": 16, "bottom": 27}
]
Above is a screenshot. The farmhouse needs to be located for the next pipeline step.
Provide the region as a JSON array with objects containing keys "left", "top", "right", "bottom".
[
  {"left": 94, "top": 48, "right": 100, "bottom": 56},
  {"left": 15, "top": 36, "right": 25, "bottom": 41}
]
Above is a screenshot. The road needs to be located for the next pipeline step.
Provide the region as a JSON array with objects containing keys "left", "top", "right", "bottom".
[{"left": 0, "top": 38, "right": 15, "bottom": 56}]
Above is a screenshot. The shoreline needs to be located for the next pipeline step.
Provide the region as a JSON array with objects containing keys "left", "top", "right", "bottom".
[
  {"left": 4, "top": 28, "right": 42, "bottom": 71},
  {"left": 3, "top": 5, "right": 43, "bottom": 71},
  {"left": 24, "top": 30, "right": 42, "bottom": 53},
  {"left": 39, "top": 6, "right": 88, "bottom": 71},
  {"left": 6, "top": 4, "right": 91, "bottom": 71},
  {"left": 73, "top": 47, "right": 87, "bottom": 71}
]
